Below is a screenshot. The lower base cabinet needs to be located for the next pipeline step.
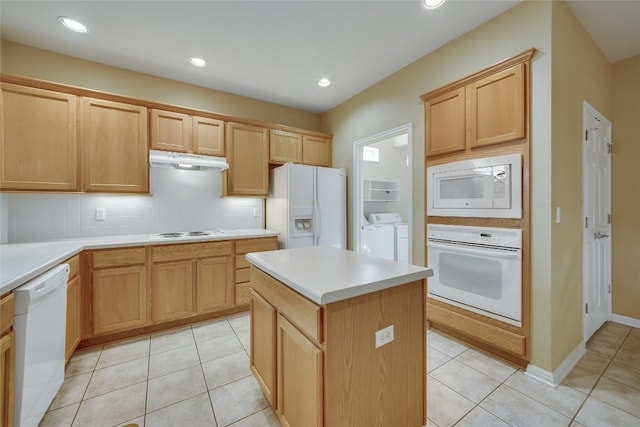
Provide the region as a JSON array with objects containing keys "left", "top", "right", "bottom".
[
  {"left": 196, "top": 256, "right": 233, "bottom": 312},
  {"left": 1, "top": 293, "right": 15, "bottom": 427},
  {"left": 249, "top": 290, "right": 277, "bottom": 405},
  {"left": 93, "top": 265, "right": 148, "bottom": 335},
  {"left": 151, "top": 261, "right": 193, "bottom": 322},
  {"left": 65, "top": 275, "right": 81, "bottom": 362},
  {"left": 277, "top": 314, "right": 323, "bottom": 427}
]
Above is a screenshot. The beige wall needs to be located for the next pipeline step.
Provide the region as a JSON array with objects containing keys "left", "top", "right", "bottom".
[
  {"left": 611, "top": 55, "right": 640, "bottom": 320},
  {"left": 322, "top": 1, "right": 557, "bottom": 371},
  {"left": 1, "top": 41, "right": 322, "bottom": 131},
  {"left": 549, "top": 1, "right": 612, "bottom": 368}
]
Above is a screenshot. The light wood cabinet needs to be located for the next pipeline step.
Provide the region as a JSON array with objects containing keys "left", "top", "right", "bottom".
[
  {"left": 302, "top": 135, "right": 331, "bottom": 167},
  {"left": 151, "top": 260, "right": 193, "bottom": 322},
  {"left": 467, "top": 63, "right": 525, "bottom": 149},
  {"left": 150, "top": 241, "right": 233, "bottom": 320},
  {"left": 249, "top": 289, "right": 277, "bottom": 406},
  {"left": 0, "top": 83, "right": 78, "bottom": 191},
  {"left": 422, "top": 54, "right": 531, "bottom": 158},
  {"left": 425, "top": 88, "right": 466, "bottom": 157},
  {"left": 151, "top": 109, "right": 225, "bottom": 156},
  {"left": 277, "top": 314, "right": 323, "bottom": 427},
  {"left": 0, "top": 293, "right": 14, "bottom": 427},
  {"left": 270, "top": 129, "right": 302, "bottom": 164},
  {"left": 65, "top": 255, "right": 81, "bottom": 363},
  {"left": 223, "top": 122, "right": 269, "bottom": 197},
  {"left": 81, "top": 97, "right": 148, "bottom": 193},
  {"left": 234, "top": 237, "right": 278, "bottom": 306},
  {"left": 91, "top": 247, "right": 148, "bottom": 335}
]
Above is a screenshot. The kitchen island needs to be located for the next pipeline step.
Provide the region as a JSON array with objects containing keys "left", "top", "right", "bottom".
[{"left": 246, "top": 246, "right": 433, "bottom": 427}]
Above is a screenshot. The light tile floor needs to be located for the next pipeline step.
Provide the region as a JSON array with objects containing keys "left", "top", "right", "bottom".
[{"left": 40, "top": 315, "right": 639, "bottom": 427}]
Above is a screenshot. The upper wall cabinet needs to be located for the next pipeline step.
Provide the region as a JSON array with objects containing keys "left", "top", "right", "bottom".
[
  {"left": 269, "top": 130, "right": 332, "bottom": 167},
  {"left": 270, "top": 129, "right": 302, "bottom": 164},
  {"left": 223, "top": 122, "right": 269, "bottom": 197},
  {"left": 81, "top": 97, "right": 149, "bottom": 193},
  {"left": 302, "top": 135, "right": 331, "bottom": 167},
  {"left": 1, "top": 83, "right": 78, "bottom": 191},
  {"left": 150, "top": 109, "right": 225, "bottom": 157},
  {"left": 422, "top": 50, "right": 533, "bottom": 158},
  {"left": 467, "top": 63, "right": 525, "bottom": 149}
]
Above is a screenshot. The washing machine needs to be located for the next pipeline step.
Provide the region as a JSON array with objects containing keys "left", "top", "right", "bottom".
[
  {"left": 367, "top": 213, "right": 409, "bottom": 263},
  {"left": 361, "top": 219, "right": 395, "bottom": 260}
]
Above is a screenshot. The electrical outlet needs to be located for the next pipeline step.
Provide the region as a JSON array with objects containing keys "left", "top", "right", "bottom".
[
  {"left": 375, "top": 325, "right": 394, "bottom": 349},
  {"left": 253, "top": 207, "right": 259, "bottom": 217},
  {"left": 95, "top": 208, "right": 106, "bottom": 221}
]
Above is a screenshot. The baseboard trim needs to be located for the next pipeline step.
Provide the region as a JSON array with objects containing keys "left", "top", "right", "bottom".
[
  {"left": 525, "top": 340, "right": 586, "bottom": 387},
  {"left": 612, "top": 314, "right": 640, "bottom": 328}
]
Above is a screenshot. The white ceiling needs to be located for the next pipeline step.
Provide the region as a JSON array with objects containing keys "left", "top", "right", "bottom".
[{"left": 1, "top": 1, "right": 638, "bottom": 114}]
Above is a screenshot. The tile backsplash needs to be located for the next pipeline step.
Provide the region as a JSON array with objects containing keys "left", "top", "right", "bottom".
[{"left": 1, "top": 168, "right": 263, "bottom": 243}]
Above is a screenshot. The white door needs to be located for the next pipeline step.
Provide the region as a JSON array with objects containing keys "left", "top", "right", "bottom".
[{"left": 582, "top": 102, "right": 612, "bottom": 341}]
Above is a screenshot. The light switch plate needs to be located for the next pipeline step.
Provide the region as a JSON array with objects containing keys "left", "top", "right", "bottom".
[
  {"left": 375, "top": 325, "right": 394, "bottom": 349},
  {"left": 95, "top": 208, "right": 106, "bottom": 221}
]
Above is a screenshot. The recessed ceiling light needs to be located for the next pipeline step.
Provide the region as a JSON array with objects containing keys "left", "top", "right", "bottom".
[
  {"left": 189, "top": 57, "right": 207, "bottom": 67},
  {"left": 318, "top": 78, "right": 331, "bottom": 88},
  {"left": 57, "top": 16, "right": 88, "bottom": 33},
  {"left": 422, "top": 0, "right": 446, "bottom": 10}
]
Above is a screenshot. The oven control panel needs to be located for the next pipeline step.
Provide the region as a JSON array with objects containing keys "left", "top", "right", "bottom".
[{"left": 427, "top": 224, "right": 521, "bottom": 248}]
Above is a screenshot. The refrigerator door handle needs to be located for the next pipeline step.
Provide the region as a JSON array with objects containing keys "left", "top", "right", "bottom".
[{"left": 313, "top": 167, "right": 320, "bottom": 245}]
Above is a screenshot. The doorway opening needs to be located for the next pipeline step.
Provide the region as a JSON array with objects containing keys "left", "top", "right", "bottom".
[
  {"left": 582, "top": 101, "right": 612, "bottom": 341},
  {"left": 353, "top": 124, "right": 412, "bottom": 263}
]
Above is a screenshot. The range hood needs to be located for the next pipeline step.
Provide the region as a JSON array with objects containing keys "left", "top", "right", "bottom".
[{"left": 149, "top": 150, "right": 229, "bottom": 171}]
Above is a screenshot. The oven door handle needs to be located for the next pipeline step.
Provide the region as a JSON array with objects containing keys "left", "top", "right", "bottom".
[{"left": 427, "top": 241, "right": 521, "bottom": 259}]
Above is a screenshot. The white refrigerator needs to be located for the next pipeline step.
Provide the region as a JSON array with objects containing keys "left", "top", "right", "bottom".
[{"left": 267, "top": 163, "right": 346, "bottom": 249}]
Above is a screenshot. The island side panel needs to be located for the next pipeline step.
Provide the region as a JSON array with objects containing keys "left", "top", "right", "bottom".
[{"left": 323, "top": 279, "right": 426, "bottom": 426}]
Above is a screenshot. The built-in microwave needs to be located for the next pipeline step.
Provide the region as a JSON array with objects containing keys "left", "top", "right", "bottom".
[{"left": 426, "top": 153, "right": 522, "bottom": 218}]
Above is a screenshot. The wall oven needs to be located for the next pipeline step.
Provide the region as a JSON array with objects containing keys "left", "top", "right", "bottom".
[
  {"left": 427, "top": 224, "right": 522, "bottom": 326},
  {"left": 426, "top": 153, "right": 522, "bottom": 218}
]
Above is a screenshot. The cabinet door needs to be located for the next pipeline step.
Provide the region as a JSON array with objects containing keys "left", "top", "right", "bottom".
[
  {"left": 224, "top": 122, "right": 269, "bottom": 196},
  {"left": 81, "top": 97, "right": 148, "bottom": 193},
  {"left": 0, "top": 332, "right": 14, "bottom": 427},
  {"left": 92, "top": 266, "right": 148, "bottom": 334},
  {"left": 467, "top": 63, "right": 525, "bottom": 148},
  {"left": 302, "top": 135, "right": 331, "bottom": 167},
  {"left": 270, "top": 129, "right": 302, "bottom": 164},
  {"left": 1, "top": 83, "right": 77, "bottom": 191},
  {"left": 151, "top": 261, "right": 194, "bottom": 322},
  {"left": 65, "top": 275, "right": 81, "bottom": 363},
  {"left": 425, "top": 88, "right": 466, "bottom": 157},
  {"left": 277, "top": 314, "right": 323, "bottom": 427},
  {"left": 196, "top": 256, "right": 233, "bottom": 313},
  {"left": 250, "top": 290, "right": 277, "bottom": 406},
  {"left": 150, "top": 109, "right": 191, "bottom": 152},
  {"left": 193, "top": 116, "right": 225, "bottom": 156}
]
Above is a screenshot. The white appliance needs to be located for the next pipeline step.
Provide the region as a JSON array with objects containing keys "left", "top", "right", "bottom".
[
  {"left": 149, "top": 149, "right": 229, "bottom": 170},
  {"left": 267, "top": 163, "right": 346, "bottom": 249},
  {"left": 362, "top": 213, "right": 409, "bottom": 263},
  {"left": 426, "top": 153, "right": 522, "bottom": 218},
  {"left": 14, "top": 264, "right": 69, "bottom": 427},
  {"left": 427, "top": 224, "right": 522, "bottom": 326}
]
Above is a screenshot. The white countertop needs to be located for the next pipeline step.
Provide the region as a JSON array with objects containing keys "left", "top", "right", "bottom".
[
  {"left": 0, "top": 229, "right": 278, "bottom": 295},
  {"left": 246, "top": 246, "right": 433, "bottom": 305}
]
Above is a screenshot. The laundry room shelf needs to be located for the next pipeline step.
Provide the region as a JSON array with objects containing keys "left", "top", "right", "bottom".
[{"left": 363, "top": 179, "right": 399, "bottom": 202}]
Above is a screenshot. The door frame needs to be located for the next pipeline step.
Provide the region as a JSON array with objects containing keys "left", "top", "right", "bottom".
[
  {"left": 352, "top": 123, "right": 413, "bottom": 263},
  {"left": 582, "top": 101, "right": 612, "bottom": 341}
]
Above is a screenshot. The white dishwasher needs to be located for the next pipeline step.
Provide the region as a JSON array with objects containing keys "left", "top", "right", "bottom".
[{"left": 14, "top": 264, "right": 69, "bottom": 427}]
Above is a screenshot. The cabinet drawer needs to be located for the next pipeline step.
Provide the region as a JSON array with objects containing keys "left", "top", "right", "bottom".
[
  {"left": 235, "top": 237, "right": 278, "bottom": 255},
  {"left": 151, "top": 241, "right": 232, "bottom": 263},
  {"left": 92, "top": 247, "right": 146, "bottom": 268},
  {"left": 0, "top": 293, "right": 14, "bottom": 336},
  {"left": 66, "top": 254, "right": 80, "bottom": 279},
  {"left": 427, "top": 302, "right": 525, "bottom": 357},
  {"left": 250, "top": 266, "right": 322, "bottom": 344},
  {"left": 235, "top": 267, "right": 250, "bottom": 284},
  {"left": 235, "top": 254, "right": 250, "bottom": 270},
  {"left": 235, "top": 282, "right": 250, "bottom": 305}
]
